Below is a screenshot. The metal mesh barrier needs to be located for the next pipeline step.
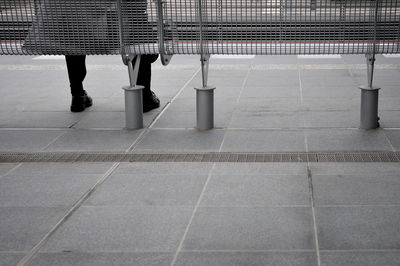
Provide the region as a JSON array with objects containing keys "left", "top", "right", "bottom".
[
  {"left": 1, "top": 0, "right": 399, "bottom": 55},
  {"left": 1, "top": 0, "right": 119, "bottom": 55},
  {"left": 160, "top": 0, "right": 400, "bottom": 55}
]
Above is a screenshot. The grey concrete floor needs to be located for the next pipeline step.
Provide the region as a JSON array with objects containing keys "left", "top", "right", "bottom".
[{"left": 0, "top": 54, "right": 400, "bottom": 265}]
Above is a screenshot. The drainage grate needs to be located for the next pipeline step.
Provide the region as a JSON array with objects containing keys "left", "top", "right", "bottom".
[{"left": 0, "top": 152, "right": 399, "bottom": 163}]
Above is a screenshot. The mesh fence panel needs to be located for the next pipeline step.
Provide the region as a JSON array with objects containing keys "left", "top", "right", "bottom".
[
  {"left": 1, "top": 0, "right": 121, "bottom": 55},
  {"left": 0, "top": 0, "right": 399, "bottom": 55},
  {"left": 161, "top": 0, "right": 400, "bottom": 55}
]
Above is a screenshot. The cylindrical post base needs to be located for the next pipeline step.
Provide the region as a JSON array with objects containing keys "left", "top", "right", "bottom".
[
  {"left": 123, "top": 85, "right": 144, "bottom": 129},
  {"left": 195, "top": 86, "right": 216, "bottom": 130},
  {"left": 359, "top": 86, "right": 380, "bottom": 129}
]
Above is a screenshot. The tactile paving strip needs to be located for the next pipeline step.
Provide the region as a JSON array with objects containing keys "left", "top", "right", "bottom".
[{"left": 0, "top": 152, "right": 399, "bottom": 163}]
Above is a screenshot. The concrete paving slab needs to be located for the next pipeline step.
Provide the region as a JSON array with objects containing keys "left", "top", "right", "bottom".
[
  {"left": 241, "top": 85, "right": 300, "bottom": 98},
  {"left": 0, "top": 130, "right": 66, "bottom": 152},
  {"left": 320, "top": 251, "right": 400, "bottom": 266},
  {"left": 182, "top": 207, "right": 315, "bottom": 250},
  {"left": 236, "top": 98, "right": 302, "bottom": 112},
  {"left": 179, "top": 84, "right": 242, "bottom": 99},
  {"left": 187, "top": 70, "right": 248, "bottom": 88},
  {"left": 253, "top": 55, "right": 298, "bottom": 64},
  {"left": 297, "top": 58, "right": 344, "bottom": 65},
  {"left": 350, "top": 69, "right": 400, "bottom": 86},
  {"left": 221, "top": 130, "right": 306, "bottom": 152},
  {"left": 72, "top": 111, "right": 156, "bottom": 129},
  {"left": 175, "top": 251, "right": 318, "bottom": 266},
  {"left": 0, "top": 252, "right": 26, "bottom": 266},
  {"left": 72, "top": 112, "right": 126, "bottom": 129},
  {"left": 305, "top": 129, "right": 393, "bottom": 152},
  {"left": 376, "top": 85, "right": 400, "bottom": 98},
  {"left": 0, "top": 54, "right": 400, "bottom": 266},
  {"left": 167, "top": 97, "right": 236, "bottom": 113},
  {"left": 0, "top": 173, "right": 103, "bottom": 207},
  {"left": 379, "top": 97, "right": 400, "bottom": 111},
  {"left": 302, "top": 97, "right": 359, "bottom": 111},
  {"left": 44, "top": 129, "right": 142, "bottom": 152},
  {"left": 211, "top": 163, "right": 308, "bottom": 176},
  {"left": 316, "top": 206, "right": 400, "bottom": 250},
  {"left": 84, "top": 174, "right": 208, "bottom": 207},
  {"left": 342, "top": 55, "right": 368, "bottom": 64},
  {"left": 303, "top": 111, "right": 359, "bottom": 128},
  {"left": 0, "top": 70, "right": 68, "bottom": 93},
  {"left": 309, "top": 163, "right": 400, "bottom": 176},
  {"left": 384, "top": 130, "right": 400, "bottom": 151},
  {"left": 152, "top": 111, "right": 232, "bottom": 129},
  {"left": 114, "top": 162, "right": 214, "bottom": 175},
  {"left": 313, "top": 174, "right": 400, "bottom": 206},
  {"left": 0, "top": 206, "right": 67, "bottom": 251},
  {"left": 228, "top": 111, "right": 304, "bottom": 129},
  {"left": 0, "top": 163, "right": 18, "bottom": 177},
  {"left": 28, "top": 252, "right": 174, "bottom": 266},
  {"left": 245, "top": 70, "right": 300, "bottom": 87},
  {"left": 301, "top": 85, "right": 359, "bottom": 98},
  {"left": 134, "top": 129, "right": 226, "bottom": 152},
  {"left": 10, "top": 163, "right": 113, "bottom": 176},
  {"left": 21, "top": 97, "right": 73, "bottom": 112},
  {"left": 200, "top": 174, "right": 310, "bottom": 207},
  {"left": 0, "top": 111, "right": 82, "bottom": 128},
  {"left": 82, "top": 70, "right": 127, "bottom": 98},
  {"left": 42, "top": 206, "right": 192, "bottom": 252}
]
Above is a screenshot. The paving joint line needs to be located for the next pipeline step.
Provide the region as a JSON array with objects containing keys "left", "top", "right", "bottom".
[
  {"left": 170, "top": 164, "right": 216, "bottom": 266},
  {"left": 307, "top": 164, "right": 321, "bottom": 266},
  {"left": 218, "top": 66, "right": 251, "bottom": 150},
  {"left": 0, "top": 163, "right": 22, "bottom": 180},
  {"left": 126, "top": 67, "right": 201, "bottom": 152},
  {"left": 15, "top": 162, "right": 120, "bottom": 266}
]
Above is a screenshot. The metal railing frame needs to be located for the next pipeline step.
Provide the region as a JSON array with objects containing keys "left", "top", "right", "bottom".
[{"left": 1, "top": 0, "right": 399, "bottom": 130}]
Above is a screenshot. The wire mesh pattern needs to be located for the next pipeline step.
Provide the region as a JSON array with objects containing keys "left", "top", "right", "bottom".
[{"left": 0, "top": 0, "right": 399, "bottom": 55}]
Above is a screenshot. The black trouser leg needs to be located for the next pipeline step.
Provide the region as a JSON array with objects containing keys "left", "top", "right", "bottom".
[
  {"left": 134, "top": 54, "right": 158, "bottom": 99},
  {"left": 65, "top": 55, "right": 86, "bottom": 96}
]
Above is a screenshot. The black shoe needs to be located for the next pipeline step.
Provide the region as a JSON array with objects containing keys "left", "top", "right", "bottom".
[
  {"left": 70, "top": 91, "right": 93, "bottom": 112},
  {"left": 143, "top": 91, "right": 160, "bottom": 113}
]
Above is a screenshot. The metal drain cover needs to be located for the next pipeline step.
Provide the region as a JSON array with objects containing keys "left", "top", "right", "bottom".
[{"left": 0, "top": 152, "right": 399, "bottom": 163}]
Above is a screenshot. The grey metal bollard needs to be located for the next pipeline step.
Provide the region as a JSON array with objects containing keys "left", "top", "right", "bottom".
[
  {"left": 195, "top": 86, "right": 216, "bottom": 130},
  {"left": 123, "top": 85, "right": 144, "bottom": 130},
  {"left": 359, "top": 86, "right": 380, "bottom": 129}
]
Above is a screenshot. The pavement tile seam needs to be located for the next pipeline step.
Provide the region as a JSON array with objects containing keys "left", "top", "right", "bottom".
[
  {"left": 127, "top": 68, "right": 202, "bottom": 152},
  {"left": 12, "top": 163, "right": 121, "bottom": 266},
  {"left": 221, "top": 68, "right": 252, "bottom": 146},
  {"left": 178, "top": 249, "right": 317, "bottom": 253},
  {"left": 32, "top": 250, "right": 321, "bottom": 253},
  {"left": 168, "top": 163, "right": 219, "bottom": 265},
  {"left": 382, "top": 130, "right": 397, "bottom": 152},
  {"left": 307, "top": 165, "right": 322, "bottom": 266},
  {"left": 0, "top": 163, "right": 21, "bottom": 179}
]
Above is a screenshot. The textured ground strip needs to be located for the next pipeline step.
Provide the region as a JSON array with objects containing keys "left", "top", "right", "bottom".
[{"left": 0, "top": 152, "right": 399, "bottom": 163}]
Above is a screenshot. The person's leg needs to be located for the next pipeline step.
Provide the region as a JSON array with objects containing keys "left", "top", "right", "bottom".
[
  {"left": 65, "top": 55, "right": 92, "bottom": 112},
  {"left": 135, "top": 54, "right": 160, "bottom": 112},
  {"left": 65, "top": 55, "right": 86, "bottom": 96}
]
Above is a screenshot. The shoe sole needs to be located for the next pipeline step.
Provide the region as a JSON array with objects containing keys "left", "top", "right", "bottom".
[
  {"left": 143, "top": 102, "right": 160, "bottom": 113},
  {"left": 70, "top": 100, "right": 93, "bottom": 113}
]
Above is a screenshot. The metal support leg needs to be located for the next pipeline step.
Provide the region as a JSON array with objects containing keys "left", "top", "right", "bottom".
[
  {"left": 359, "top": 54, "right": 380, "bottom": 129},
  {"left": 360, "top": 86, "right": 380, "bottom": 129},
  {"left": 195, "top": 55, "right": 215, "bottom": 130},
  {"left": 122, "top": 54, "right": 143, "bottom": 129},
  {"left": 196, "top": 86, "right": 216, "bottom": 130}
]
